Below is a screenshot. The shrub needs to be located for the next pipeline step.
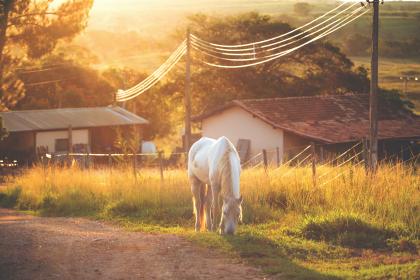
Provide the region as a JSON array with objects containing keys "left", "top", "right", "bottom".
[{"left": 0, "top": 186, "right": 21, "bottom": 208}]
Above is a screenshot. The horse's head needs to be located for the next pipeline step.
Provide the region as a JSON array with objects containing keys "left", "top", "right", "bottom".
[{"left": 220, "top": 196, "right": 243, "bottom": 235}]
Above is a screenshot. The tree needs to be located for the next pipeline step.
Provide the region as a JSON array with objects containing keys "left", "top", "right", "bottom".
[
  {"left": 0, "top": 115, "right": 7, "bottom": 140},
  {"left": 293, "top": 2, "right": 313, "bottom": 17},
  {"left": 103, "top": 67, "right": 177, "bottom": 140},
  {"left": 342, "top": 33, "right": 371, "bottom": 56},
  {"left": 168, "top": 13, "right": 370, "bottom": 116},
  {"left": 0, "top": 0, "right": 93, "bottom": 110},
  {"left": 16, "top": 52, "right": 114, "bottom": 110}
]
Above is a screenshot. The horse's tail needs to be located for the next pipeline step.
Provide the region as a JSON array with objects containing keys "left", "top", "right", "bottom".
[{"left": 199, "top": 184, "right": 207, "bottom": 231}]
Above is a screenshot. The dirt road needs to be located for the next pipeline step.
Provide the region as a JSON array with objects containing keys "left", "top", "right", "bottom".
[{"left": 0, "top": 208, "right": 268, "bottom": 280}]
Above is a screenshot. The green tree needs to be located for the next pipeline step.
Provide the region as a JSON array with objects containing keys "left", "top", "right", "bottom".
[
  {"left": 342, "top": 33, "right": 370, "bottom": 56},
  {"left": 16, "top": 54, "right": 114, "bottom": 110},
  {"left": 0, "top": 0, "right": 93, "bottom": 110},
  {"left": 168, "top": 13, "right": 370, "bottom": 116},
  {"left": 103, "top": 67, "right": 177, "bottom": 140}
]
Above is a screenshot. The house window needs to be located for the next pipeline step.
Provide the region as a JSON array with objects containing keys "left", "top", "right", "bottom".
[{"left": 55, "top": 138, "right": 69, "bottom": 153}]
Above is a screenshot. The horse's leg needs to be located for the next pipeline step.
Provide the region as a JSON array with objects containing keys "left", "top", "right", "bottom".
[
  {"left": 203, "top": 185, "right": 213, "bottom": 231},
  {"left": 191, "top": 176, "right": 203, "bottom": 232},
  {"left": 210, "top": 183, "right": 221, "bottom": 232}
]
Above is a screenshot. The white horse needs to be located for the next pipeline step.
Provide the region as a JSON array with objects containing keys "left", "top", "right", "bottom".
[{"left": 188, "top": 136, "right": 243, "bottom": 235}]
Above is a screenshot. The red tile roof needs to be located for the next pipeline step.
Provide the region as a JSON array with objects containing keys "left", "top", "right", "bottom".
[{"left": 195, "top": 94, "right": 420, "bottom": 143}]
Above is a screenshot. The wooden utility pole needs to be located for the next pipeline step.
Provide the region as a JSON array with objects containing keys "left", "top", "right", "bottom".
[
  {"left": 369, "top": 0, "right": 380, "bottom": 171},
  {"left": 184, "top": 28, "right": 192, "bottom": 153}
]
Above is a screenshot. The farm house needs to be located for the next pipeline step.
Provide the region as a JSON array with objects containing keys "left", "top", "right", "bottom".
[
  {"left": 0, "top": 106, "right": 148, "bottom": 164},
  {"left": 193, "top": 94, "right": 420, "bottom": 164}
]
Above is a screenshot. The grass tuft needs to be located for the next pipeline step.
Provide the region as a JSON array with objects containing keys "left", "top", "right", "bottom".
[{"left": 298, "top": 213, "right": 402, "bottom": 249}]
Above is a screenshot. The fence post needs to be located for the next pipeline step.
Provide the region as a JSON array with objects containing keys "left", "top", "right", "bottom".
[
  {"left": 86, "top": 151, "right": 90, "bottom": 169},
  {"left": 108, "top": 152, "right": 112, "bottom": 168},
  {"left": 132, "top": 152, "right": 137, "bottom": 182},
  {"left": 362, "top": 138, "right": 369, "bottom": 171},
  {"left": 158, "top": 151, "right": 164, "bottom": 182},
  {"left": 311, "top": 142, "right": 317, "bottom": 187},
  {"left": 276, "top": 147, "right": 281, "bottom": 167},
  {"left": 262, "top": 149, "right": 268, "bottom": 171},
  {"left": 67, "top": 125, "right": 73, "bottom": 166}
]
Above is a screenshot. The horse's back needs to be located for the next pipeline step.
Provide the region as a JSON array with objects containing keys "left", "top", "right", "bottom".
[
  {"left": 188, "top": 137, "right": 215, "bottom": 184},
  {"left": 188, "top": 136, "right": 240, "bottom": 185}
]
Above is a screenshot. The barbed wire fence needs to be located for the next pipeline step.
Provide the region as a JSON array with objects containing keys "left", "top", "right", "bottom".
[
  {"left": 239, "top": 140, "right": 418, "bottom": 188},
  {"left": 20, "top": 138, "right": 417, "bottom": 186}
]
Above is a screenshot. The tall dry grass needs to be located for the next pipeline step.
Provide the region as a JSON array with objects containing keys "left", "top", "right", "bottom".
[{"left": 1, "top": 163, "right": 419, "bottom": 236}]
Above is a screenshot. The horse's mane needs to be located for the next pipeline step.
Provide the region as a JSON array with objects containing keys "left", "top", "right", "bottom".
[{"left": 219, "top": 142, "right": 235, "bottom": 198}]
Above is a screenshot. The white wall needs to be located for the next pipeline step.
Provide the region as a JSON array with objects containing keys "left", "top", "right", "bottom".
[
  {"left": 201, "top": 106, "right": 283, "bottom": 164},
  {"left": 35, "top": 129, "right": 89, "bottom": 154}
]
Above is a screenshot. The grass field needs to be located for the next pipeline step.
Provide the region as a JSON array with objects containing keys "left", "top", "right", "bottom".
[
  {"left": 1, "top": 163, "right": 419, "bottom": 279},
  {"left": 351, "top": 56, "right": 420, "bottom": 111}
]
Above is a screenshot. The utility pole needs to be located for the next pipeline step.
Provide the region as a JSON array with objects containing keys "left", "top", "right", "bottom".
[
  {"left": 368, "top": 0, "right": 380, "bottom": 171},
  {"left": 184, "top": 28, "right": 192, "bottom": 153}
]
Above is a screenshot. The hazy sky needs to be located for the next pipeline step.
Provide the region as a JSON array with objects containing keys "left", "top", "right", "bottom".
[{"left": 78, "top": 0, "right": 419, "bottom": 32}]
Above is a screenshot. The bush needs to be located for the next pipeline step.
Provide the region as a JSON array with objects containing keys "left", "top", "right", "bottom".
[{"left": 0, "top": 186, "right": 21, "bottom": 208}]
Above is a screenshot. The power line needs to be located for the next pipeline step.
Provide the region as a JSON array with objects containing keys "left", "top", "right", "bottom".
[
  {"left": 24, "top": 77, "right": 76, "bottom": 87},
  {"left": 116, "top": 41, "right": 187, "bottom": 101},
  {"left": 190, "top": 1, "right": 360, "bottom": 53},
  {"left": 116, "top": 1, "right": 368, "bottom": 101},
  {"left": 191, "top": 5, "right": 366, "bottom": 62},
  {"left": 117, "top": 41, "right": 186, "bottom": 99},
  {"left": 15, "top": 63, "right": 75, "bottom": 72},
  {"left": 118, "top": 41, "right": 186, "bottom": 97},
  {"left": 196, "top": 0, "right": 353, "bottom": 49},
  {"left": 197, "top": 8, "right": 369, "bottom": 69},
  {"left": 18, "top": 65, "right": 77, "bottom": 74}
]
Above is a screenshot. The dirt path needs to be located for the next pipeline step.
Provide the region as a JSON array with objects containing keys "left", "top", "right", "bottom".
[{"left": 0, "top": 208, "right": 268, "bottom": 280}]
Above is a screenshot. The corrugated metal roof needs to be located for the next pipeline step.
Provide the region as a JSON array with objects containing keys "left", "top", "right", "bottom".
[{"left": 0, "top": 106, "right": 148, "bottom": 132}]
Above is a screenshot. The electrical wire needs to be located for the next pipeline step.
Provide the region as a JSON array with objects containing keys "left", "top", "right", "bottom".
[
  {"left": 192, "top": 0, "right": 353, "bottom": 49},
  {"left": 199, "top": 8, "right": 369, "bottom": 69},
  {"left": 116, "top": 42, "right": 186, "bottom": 101},
  {"left": 117, "top": 50, "right": 185, "bottom": 101},
  {"left": 18, "top": 65, "right": 77, "bottom": 74},
  {"left": 24, "top": 77, "right": 76, "bottom": 87},
  {"left": 116, "top": 44, "right": 185, "bottom": 100},
  {"left": 191, "top": 5, "right": 365, "bottom": 62},
  {"left": 116, "top": 41, "right": 186, "bottom": 101},
  {"left": 117, "top": 41, "right": 186, "bottom": 97},
  {"left": 117, "top": 42, "right": 186, "bottom": 96},
  {"left": 190, "top": 1, "right": 360, "bottom": 53},
  {"left": 195, "top": 7, "right": 367, "bottom": 65},
  {"left": 116, "top": 1, "right": 368, "bottom": 100}
]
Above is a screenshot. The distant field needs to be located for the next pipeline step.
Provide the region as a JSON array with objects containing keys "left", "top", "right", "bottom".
[{"left": 351, "top": 56, "right": 420, "bottom": 111}]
